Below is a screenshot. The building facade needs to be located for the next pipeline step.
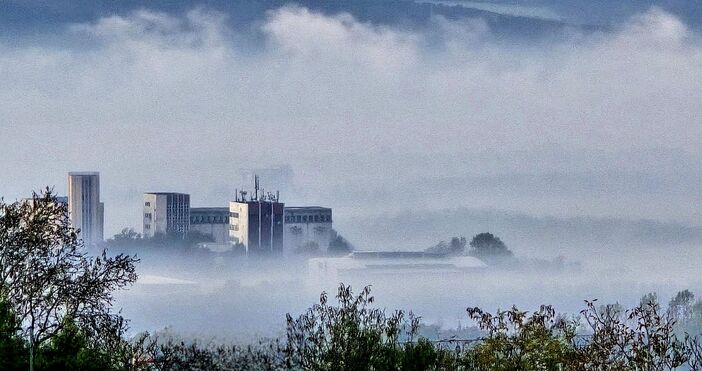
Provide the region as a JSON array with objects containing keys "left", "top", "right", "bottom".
[
  {"left": 190, "top": 207, "right": 229, "bottom": 243},
  {"left": 143, "top": 192, "right": 190, "bottom": 239},
  {"left": 68, "top": 172, "right": 104, "bottom": 246},
  {"left": 229, "top": 198, "right": 284, "bottom": 255},
  {"left": 284, "top": 207, "right": 333, "bottom": 255},
  {"left": 307, "top": 252, "right": 487, "bottom": 285}
]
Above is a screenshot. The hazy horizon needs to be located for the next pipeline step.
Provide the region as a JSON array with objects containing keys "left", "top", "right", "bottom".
[{"left": 3, "top": 1, "right": 702, "bottom": 352}]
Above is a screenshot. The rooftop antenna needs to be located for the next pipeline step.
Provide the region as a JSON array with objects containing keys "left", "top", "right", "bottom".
[
  {"left": 276, "top": 190, "right": 279, "bottom": 202},
  {"left": 254, "top": 174, "right": 259, "bottom": 201},
  {"left": 235, "top": 188, "right": 238, "bottom": 202}
]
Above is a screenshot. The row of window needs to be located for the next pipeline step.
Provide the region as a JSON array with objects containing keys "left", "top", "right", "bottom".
[
  {"left": 229, "top": 212, "right": 240, "bottom": 218},
  {"left": 191, "top": 215, "right": 228, "bottom": 224},
  {"left": 285, "top": 215, "right": 331, "bottom": 223}
]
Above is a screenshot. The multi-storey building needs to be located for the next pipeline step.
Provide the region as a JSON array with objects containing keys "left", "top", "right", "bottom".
[
  {"left": 190, "top": 207, "right": 230, "bottom": 243},
  {"left": 284, "top": 206, "right": 333, "bottom": 255},
  {"left": 143, "top": 192, "right": 190, "bottom": 239},
  {"left": 68, "top": 172, "right": 104, "bottom": 246},
  {"left": 229, "top": 177, "right": 284, "bottom": 255}
]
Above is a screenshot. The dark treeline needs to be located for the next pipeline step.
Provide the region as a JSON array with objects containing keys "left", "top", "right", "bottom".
[
  {"left": 105, "top": 227, "right": 352, "bottom": 259},
  {"left": 6, "top": 282, "right": 702, "bottom": 370},
  {"left": 3, "top": 190, "right": 702, "bottom": 370}
]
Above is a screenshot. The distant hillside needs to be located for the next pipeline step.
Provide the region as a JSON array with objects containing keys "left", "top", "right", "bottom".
[{"left": 342, "top": 207, "right": 702, "bottom": 257}]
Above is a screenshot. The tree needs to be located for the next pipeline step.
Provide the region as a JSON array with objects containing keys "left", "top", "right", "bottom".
[
  {"left": 34, "top": 317, "right": 115, "bottom": 371},
  {"left": 295, "top": 241, "right": 320, "bottom": 256},
  {"left": 327, "top": 229, "right": 353, "bottom": 256},
  {"left": 0, "top": 189, "right": 138, "bottom": 370},
  {"left": 284, "top": 284, "right": 425, "bottom": 370},
  {"left": 468, "top": 233, "right": 513, "bottom": 261},
  {"left": 0, "top": 296, "right": 27, "bottom": 370},
  {"left": 466, "top": 304, "right": 578, "bottom": 370},
  {"left": 108, "top": 228, "right": 141, "bottom": 244},
  {"left": 670, "top": 290, "right": 696, "bottom": 322},
  {"left": 426, "top": 236, "right": 467, "bottom": 256},
  {"left": 577, "top": 298, "right": 691, "bottom": 370}
]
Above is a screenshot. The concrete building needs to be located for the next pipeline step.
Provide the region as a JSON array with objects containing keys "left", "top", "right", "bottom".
[
  {"left": 307, "top": 251, "right": 487, "bottom": 283},
  {"left": 143, "top": 193, "right": 190, "bottom": 239},
  {"left": 190, "top": 207, "right": 230, "bottom": 244},
  {"left": 68, "top": 172, "right": 103, "bottom": 246},
  {"left": 229, "top": 177, "right": 284, "bottom": 255},
  {"left": 284, "top": 206, "right": 333, "bottom": 255}
]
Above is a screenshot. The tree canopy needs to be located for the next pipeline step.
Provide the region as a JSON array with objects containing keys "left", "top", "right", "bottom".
[
  {"left": 327, "top": 229, "right": 353, "bottom": 256},
  {"left": 0, "top": 189, "right": 138, "bottom": 370},
  {"left": 468, "top": 232, "right": 513, "bottom": 261}
]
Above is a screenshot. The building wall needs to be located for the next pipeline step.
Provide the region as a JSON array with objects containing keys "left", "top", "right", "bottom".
[
  {"left": 190, "top": 207, "right": 229, "bottom": 243},
  {"left": 143, "top": 193, "right": 190, "bottom": 239},
  {"left": 229, "top": 201, "right": 284, "bottom": 255},
  {"left": 143, "top": 194, "right": 162, "bottom": 237},
  {"left": 68, "top": 172, "right": 103, "bottom": 246},
  {"left": 284, "top": 207, "right": 333, "bottom": 255},
  {"left": 229, "top": 202, "right": 248, "bottom": 246}
]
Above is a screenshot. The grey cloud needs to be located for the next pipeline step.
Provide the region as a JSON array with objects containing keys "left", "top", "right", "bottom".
[{"left": 0, "top": 7, "right": 701, "bottom": 234}]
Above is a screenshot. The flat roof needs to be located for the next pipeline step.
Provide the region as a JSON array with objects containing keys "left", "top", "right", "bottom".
[
  {"left": 68, "top": 171, "right": 99, "bottom": 176},
  {"left": 285, "top": 206, "right": 331, "bottom": 211},
  {"left": 144, "top": 192, "right": 189, "bottom": 195},
  {"left": 190, "top": 207, "right": 229, "bottom": 212},
  {"left": 230, "top": 200, "right": 283, "bottom": 205},
  {"left": 352, "top": 251, "right": 449, "bottom": 259}
]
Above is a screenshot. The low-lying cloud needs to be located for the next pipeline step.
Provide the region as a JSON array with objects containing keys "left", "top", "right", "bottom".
[{"left": 1, "top": 6, "right": 701, "bottom": 233}]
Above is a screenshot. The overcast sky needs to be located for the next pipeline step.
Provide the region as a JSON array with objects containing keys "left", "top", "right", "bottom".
[{"left": 1, "top": 2, "right": 701, "bottom": 237}]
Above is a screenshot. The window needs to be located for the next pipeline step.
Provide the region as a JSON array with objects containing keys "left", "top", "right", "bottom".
[
  {"left": 230, "top": 212, "right": 239, "bottom": 218},
  {"left": 145, "top": 224, "right": 151, "bottom": 229},
  {"left": 145, "top": 202, "right": 151, "bottom": 207},
  {"left": 314, "top": 215, "right": 319, "bottom": 222},
  {"left": 296, "top": 215, "right": 301, "bottom": 222}
]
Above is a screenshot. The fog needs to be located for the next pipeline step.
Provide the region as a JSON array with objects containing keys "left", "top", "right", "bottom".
[
  {"left": 115, "top": 241, "right": 702, "bottom": 341},
  {"left": 2, "top": 2, "right": 701, "bottom": 341}
]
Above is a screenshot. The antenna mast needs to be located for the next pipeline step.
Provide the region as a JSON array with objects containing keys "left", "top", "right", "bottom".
[{"left": 254, "top": 175, "right": 259, "bottom": 201}]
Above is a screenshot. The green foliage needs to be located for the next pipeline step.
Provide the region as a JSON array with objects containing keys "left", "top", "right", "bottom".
[
  {"left": 466, "top": 305, "right": 577, "bottom": 370},
  {"left": 426, "top": 236, "right": 467, "bottom": 256},
  {"left": 0, "top": 189, "right": 138, "bottom": 370},
  {"left": 327, "top": 229, "right": 353, "bottom": 256},
  {"left": 0, "top": 297, "right": 27, "bottom": 370},
  {"left": 34, "top": 318, "right": 116, "bottom": 371},
  {"left": 283, "top": 284, "right": 462, "bottom": 370},
  {"left": 9, "top": 282, "right": 702, "bottom": 371},
  {"left": 295, "top": 241, "right": 321, "bottom": 256},
  {"left": 107, "top": 228, "right": 142, "bottom": 247},
  {"left": 469, "top": 233, "right": 513, "bottom": 262},
  {"left": 106, "top": 228, "right": 215, "bottom": 255}
]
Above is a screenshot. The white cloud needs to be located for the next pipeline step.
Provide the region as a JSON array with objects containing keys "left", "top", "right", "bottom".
[{"left": 1, "top": 6, "right": 701, "bottom": 231}]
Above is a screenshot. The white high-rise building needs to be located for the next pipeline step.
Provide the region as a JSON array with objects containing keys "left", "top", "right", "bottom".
[
  {"left": 143, "top": 192, "right": 190, "bottom": 239},
  {"left": 229, "top": 176, "right": 284, "bottom": 255},
  {"left": 68, "top": 172, "right": 104, "bottom": 246}
]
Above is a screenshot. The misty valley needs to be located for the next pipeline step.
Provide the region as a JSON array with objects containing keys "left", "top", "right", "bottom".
[{"left": 3, "top": 0, "right": 702, "bottom": 369}]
